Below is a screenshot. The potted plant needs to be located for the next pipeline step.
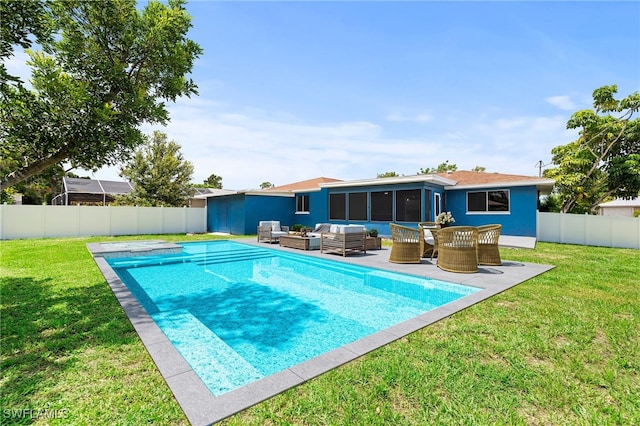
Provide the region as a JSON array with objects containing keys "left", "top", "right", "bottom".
[
  {"left": 368, "top": 228, "right": 378, "bottom": 237},
  {"left": 435, "top": 212, "right": 455, "bottom": 227}
]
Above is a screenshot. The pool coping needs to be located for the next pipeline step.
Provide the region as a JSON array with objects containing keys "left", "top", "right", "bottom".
[{"left": 89, "top": 238, "right": 554, "bottom": 426}]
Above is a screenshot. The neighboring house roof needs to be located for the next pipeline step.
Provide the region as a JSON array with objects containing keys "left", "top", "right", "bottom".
[
  {"left": 598, "top": 198, "right": 640, "bottom": 207},
  {"left": 192, "top": 188, "right": 236, "bottom": 198},
  {"left": 267, "top": 177, "right": 343, "bottom": 192},
  {"left": 63, "top": 177, "right": 134, "bottom": 195},
  {"left": 436, "top": 170, "right": 555, "bottom": 191},
  {"left": 53, "top": 177, "right": 229, "bottom": 203}
]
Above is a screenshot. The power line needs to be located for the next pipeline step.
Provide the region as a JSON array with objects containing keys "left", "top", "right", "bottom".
[{"left": 535, "top": 160, "right": 551, "bottom": 177}]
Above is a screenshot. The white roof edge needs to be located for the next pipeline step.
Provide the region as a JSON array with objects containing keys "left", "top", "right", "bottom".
[
  {"left": 445, "top": 178, "right": 556, "bottom": 190},
  {"left": 245, "top": 191, "right": 295, "bottom": 197},
  {"left": 320, "top": 174, "right": 457, "bottom": 188}
]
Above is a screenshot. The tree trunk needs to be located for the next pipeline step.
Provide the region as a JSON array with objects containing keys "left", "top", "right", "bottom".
[{"left": 0, "top": 149, "right": 69, "bottom": 192}]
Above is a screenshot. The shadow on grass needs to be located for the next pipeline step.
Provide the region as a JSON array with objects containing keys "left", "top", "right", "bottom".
[{"left": 0, "top": 276, "right": 138, "bottom": 409}]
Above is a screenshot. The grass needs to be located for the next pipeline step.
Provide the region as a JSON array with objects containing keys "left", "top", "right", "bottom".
[{"left": 1, "top": 236, "right": 638, "bottom": 425}]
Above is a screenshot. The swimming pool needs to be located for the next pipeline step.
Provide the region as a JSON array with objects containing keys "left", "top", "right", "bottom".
[{"left": 106, "top": 240, "right": 480, "bottom": 396}]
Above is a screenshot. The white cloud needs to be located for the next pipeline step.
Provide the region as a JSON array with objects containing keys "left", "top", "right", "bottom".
[
  {"left": 84, "top": 97, "right": 580, "bottom": 189},
  {"left": 385, "top": 111, "right": 433, "bottom": 123},
  {"left": 545, "top": 95, "right": 576, "bottom": 111}
]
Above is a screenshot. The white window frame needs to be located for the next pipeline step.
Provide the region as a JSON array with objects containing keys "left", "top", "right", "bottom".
[
  {"left": 295, "top": 194, "right": 310, "bottom": 214},
  {"left": 434, "top": 193, "right": 442, "bottom": 217}
]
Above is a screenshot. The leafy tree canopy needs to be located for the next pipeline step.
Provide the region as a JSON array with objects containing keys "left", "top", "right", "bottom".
[
  {"left": 116, "top": 131, "right": 195, "bottom": 207},
  {"left": 260, "top": 182, "right": 274, "bottom": 189},
  {"left": 377, "top": 172, "right": 399, "bottom": 178},
  {"left": 544, "top": 85, "right": 640, "bottom": 214},
  {"left": 0, "top": 0, "right": 202, "bottom": 191},
  {"left": 204, "top": 173, "right": 223, "bottom": 189},
  {"left": 418, "top": 161, "right": 458, "bottom": 174},
  {"left": 0, "top": 0, "right": 54, "bottom": 86}
]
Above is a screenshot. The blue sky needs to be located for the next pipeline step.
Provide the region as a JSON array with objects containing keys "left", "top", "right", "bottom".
[{"left": 9, "top": 1, "right": 640, "bottom": 189}]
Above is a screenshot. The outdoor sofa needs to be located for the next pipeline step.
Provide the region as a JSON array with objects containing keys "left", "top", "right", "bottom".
[{"left": 311, "top": 223, "right": 367, "bottom": 256}]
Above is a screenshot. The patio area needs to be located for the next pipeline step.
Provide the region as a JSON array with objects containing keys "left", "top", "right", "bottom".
[{"left": 92, "top": 237, "right": 554, "bottom": 425}]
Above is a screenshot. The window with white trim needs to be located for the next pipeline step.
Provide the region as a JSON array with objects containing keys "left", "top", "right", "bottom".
[{"left": 296, "top": 195, "right": 309, "bottom": 213}]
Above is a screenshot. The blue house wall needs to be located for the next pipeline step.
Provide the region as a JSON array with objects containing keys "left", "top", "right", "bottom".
[
  {"left": 444, "top": 186, "right": 539, "bottom": 236},
  {"left": 291, "top": 190, "right": 328, "bottom": 229},
  {"left": 245, "top": 194, "right": 295, "bottom": 234},
  {"left": 207, "top": 193, "right": 294, "bottom": 235},
  {"left": 206, "top": 180, "right": 542, "bottom": 237}
]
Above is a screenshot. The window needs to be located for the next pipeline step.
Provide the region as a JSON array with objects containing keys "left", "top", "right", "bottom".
[
  {"left": 467, "top": 190, "right": 510, "bottom": 212},
  {"left": 296, "top": 195, "right": 309, "bottom": 213},
  {"left": 348, "top": 192, "right": 367, "bottom": 221},
  {"left": 329, "top": 193, "right": 346, "bottom": 220},
  {"left": 370, "top": 191, "right": 393, "bottom": 221},
  {"left": 396, "top": 189, "right": 421, "bottom": 222}
]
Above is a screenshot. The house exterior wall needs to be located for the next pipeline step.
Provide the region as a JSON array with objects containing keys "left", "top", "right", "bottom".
[
  {"left": 295, "top": 183, "right": 444, "bottom": 236},
  {"left": 207, "top": 194, "right": 245, "bottom": 234},
  {"left": 599, "top": 206, "right": 638, "bottom": 217},
  {"left": 292, "top": 191, "right": 328, "bottom": 228},
  {"left": 205, "top": 181, "right": 541, "bottom": 237},
  {"left": 445, "top": 185, "right": 539, "bottom": 236},
  {"left": 206, "top": 193, "right": 295, "bottom": 235},
  {"left": 245, "top": 194, "right": 295, "bottom": 234}
]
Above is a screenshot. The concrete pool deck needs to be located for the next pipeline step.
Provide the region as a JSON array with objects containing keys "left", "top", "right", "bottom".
[{"left": 89, "top": 238, "right": 554, "bottom": 426}]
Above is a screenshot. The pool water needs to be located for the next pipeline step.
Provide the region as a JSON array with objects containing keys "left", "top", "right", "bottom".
[{"left": 108, "top": 240, "right": 479, "bottom": 396}]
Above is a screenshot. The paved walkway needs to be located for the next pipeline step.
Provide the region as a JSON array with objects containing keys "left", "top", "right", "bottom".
[{"left": 91, "top": 238, "right": 553, "bottom": 426}]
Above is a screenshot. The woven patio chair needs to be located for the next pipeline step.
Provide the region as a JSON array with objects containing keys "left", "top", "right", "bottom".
[
  {"left": 418, "top": 222, "right": 440, "bottom": 258},
  {"left": 477, "top": 224, "right": 502, "bottom": 265},
  {"left": 436, "top": 226, "right": 479, "bottom": 273},
  {"left": 389, "top": 223, "right": 421, "bottom": 264}
]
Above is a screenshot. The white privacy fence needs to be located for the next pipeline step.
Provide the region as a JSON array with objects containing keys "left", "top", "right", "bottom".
[
  {"left": 1, "top": 205, "right": 638, "bottom": 249},
  {"left": 537, "top": 212, "right": 640, "bottom": 249},
  {"left": 0, "top": 204, "right": 206, "bottom": 240}
]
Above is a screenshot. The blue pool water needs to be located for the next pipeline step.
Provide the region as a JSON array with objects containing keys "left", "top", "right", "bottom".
[{"left": 108, "top": 240, "right": 479, "bottom": 396}]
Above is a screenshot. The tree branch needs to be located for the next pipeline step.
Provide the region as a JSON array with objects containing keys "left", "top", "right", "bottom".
[{"left": 1, "top": 148, "right": 70, "bottom": 191}]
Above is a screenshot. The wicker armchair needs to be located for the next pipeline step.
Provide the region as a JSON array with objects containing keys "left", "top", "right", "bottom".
[
  {"left": 389, "top": 223, "right": 421, "bottom": 264},
  {"left": 477, "top": 224, "right": 502, "bottom": 265},
  {"left": 418, "top": 222, "right": 440, "bottom": 258},
  {"left": 436, "top": 226, "right": 479, "bottom": 273}
]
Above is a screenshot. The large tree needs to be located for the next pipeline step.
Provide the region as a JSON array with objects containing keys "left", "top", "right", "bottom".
[
  {"left": 0, "top": 0, "right": 202, "bottom": 191},
  {"left": 204, "top": 173, "right": 223, "bottom": 189},
  {"left": 544, "top": 85, "right": 640, "bottom": 214},
  {"left": 418, "top": 161, "right": 458, "bottom": 174},
  {"left": 117, "top": 131, "right": 195, "bottom": 207}
]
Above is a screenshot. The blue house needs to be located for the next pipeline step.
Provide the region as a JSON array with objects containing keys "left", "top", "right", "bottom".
[{"left": 205, "top": 171, "right": 555, "bottom": 238}]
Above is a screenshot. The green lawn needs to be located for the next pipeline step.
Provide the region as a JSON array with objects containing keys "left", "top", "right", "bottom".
[{"left": 1, "top": 236, "right": 638, "bottom": 425}]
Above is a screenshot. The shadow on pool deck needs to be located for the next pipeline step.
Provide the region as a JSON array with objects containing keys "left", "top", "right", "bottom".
[{"left": 90, "top": 237, "right": 554, "bottom": 426}]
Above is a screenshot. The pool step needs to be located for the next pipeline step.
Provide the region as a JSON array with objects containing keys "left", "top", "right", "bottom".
[
  {"left": 108, "top": 248, "right": 274, "bottom": 268},
  {"left": 190, "top": 249, "right": 275, "bottom": 266},
  {"left": 153, "top": 309, "right": 264, "bottom": 396}
]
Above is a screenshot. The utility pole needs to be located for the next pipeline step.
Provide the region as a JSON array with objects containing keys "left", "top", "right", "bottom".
[{"left": 535, "top": 160, "right": 550, "bottom": 177}]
